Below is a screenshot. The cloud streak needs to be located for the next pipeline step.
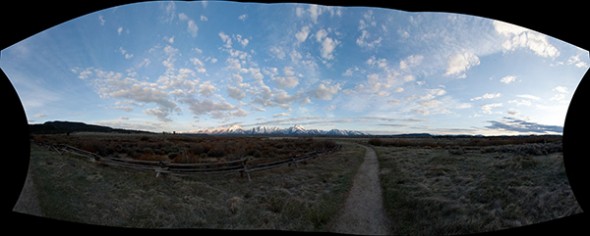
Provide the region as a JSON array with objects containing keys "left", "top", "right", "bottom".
[{"left": 486, "top": 117, "right": 563, "bottom": 134}]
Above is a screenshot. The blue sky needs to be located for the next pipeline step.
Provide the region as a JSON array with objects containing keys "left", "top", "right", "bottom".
[{"left": 1, "top": 1, "right": 588, "bottom": 135}]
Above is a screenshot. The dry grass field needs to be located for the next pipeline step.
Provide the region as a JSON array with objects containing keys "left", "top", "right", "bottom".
[
  {"left": 370, "top": 137, "right": 582, "bottom": 235},
  {"left": 15, "top": 135, "right": 364, "bottom": 230}
]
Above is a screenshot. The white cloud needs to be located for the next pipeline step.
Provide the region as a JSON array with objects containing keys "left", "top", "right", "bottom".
[
  {"left": 516, "top": 94, "right": 540, "bottom": 100},
  {"left": 356, "top": 11, "right": 382, "bottom": 49},
  {"left": 117, "top": 27, "right": 123, "bottom": 35},
  {"left": 81, "top": 68, "right": 178, "bottom": 122},
  {"left": 551, "top": 86, "right": 569, "bottom": 102},
  {"left": 420, "top": 88, "right": 447, "bottom": 100},
  {"left": 273, "top": 112, "right": 290, "bottom": 118},
  {"left": 190, "top": 58, "right": 207, "bottom": 73},
  {"left": 272, "top": 66, "right": 300, "bottom": 89},
  {"left": 269, "top": 46, "right": 286, "bottom": 59},
  {"left": 395, "top": 87, "right": 405, "bottom": 93},
  {"left": 493, "top": 20, "right": 559, "bottom": 58},
  {"left": 315, "top": 29, "right": 339, "bottom": 60},
  {"left": 470, "top": 93, "right": 501, "bottom": 101},
  {"left": 356, "top": 30, "right": 382, "bottom": 49},
  {"left": 500, "top": 75, "right": 517, "bottom": 84},
  {"left": 399, "top": 55, "right": 424, "bottom": 70},
  {"left": 553, "top": 86, "right": 568, "bottom": 94},
  {"left": 567, "top": 54, "right": 589, "bottom": 68},
  {"left": 456, "top": 103, "right": 472, "bottom": 109},
  {"left": 314, "top": 82, "right": 341, "bottom": 100},
  {"left": 296, "top": 25, "right": 311, "bottom": 43},
  {"left": 295, "top": 7, "right": 304, "bottom": 18},
  {"left": 227, "top": 86, "right": 246, "bottom": 100},
  {"left": 343, "top": 67, "right": 359, "bottom": 77},
  {"left": 178, "top": 13, "right": 198, "bottom": 37},
  {"left": 232, "top": 109, "right": 248, "bottom": 117},
  {"left": 236, "top": 34, "right": 249, "bottom": 47},
  {"left": 309, "top": 5, "right": 321, "bottom": 24},
  {"left": 164, "top": 36, "right": 175, "bottom": 44},
  {"left": 98, "top": 15, "right": 105, "bottom": 26},
  {"left": 482, "top": 103, "right": 503, "bottom": 114},
  {"left": 119, "top": 47, "right": 134, "bottom": 59},
  {"left": 186, "top": 99, "right": 234, "bottom": 116},
  {"left": 238, "top": 14, "right": 247, "bottom": 21},
  {"left": 200, "top": 15, "right": 208, "bottom": 21},
  {"left": 187, "top": 20, "right": 198, "bottom": 37},
  {"left": 199, "top": 81, "right": 217, "bottom": 96},
  {"left": 508, "top": 99, "right": 532, "bottom": 106},
  {"left": 162, "top": 1, "right": 176, "bottom": 22},
  {"left": 178, "top": 13, "right": 189, "bottom": 21},
  {"left": 445, "top": 51, "right": 480, "bottom": 77},
  {"left": 219, "top": 32, "right": 232, "bottom": 48}
]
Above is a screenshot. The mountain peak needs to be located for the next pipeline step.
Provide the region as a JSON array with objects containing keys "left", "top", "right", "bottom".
[{"left": 198, "top": 124, "right": 365, "bottom": 136}]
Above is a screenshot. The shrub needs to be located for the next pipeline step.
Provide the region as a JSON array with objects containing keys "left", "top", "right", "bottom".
[
  {"left": 369, "top": 138, "right": 383, "bottom": 146},
  {"left": 208, "top": 147, "right": 225, "bottom": 157}
]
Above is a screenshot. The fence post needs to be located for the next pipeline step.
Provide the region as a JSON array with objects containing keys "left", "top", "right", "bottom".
[{"left": 241, "top": 158, "right": 251, "bottom": 182}]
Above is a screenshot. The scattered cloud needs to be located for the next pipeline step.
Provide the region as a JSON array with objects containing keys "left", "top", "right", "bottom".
[
  {"left": 227, "top": 86, "right": 246, "bottom": 100},
  {"left": 309, "top": 5, "right": 321, "bottom": 24},
  {"left": 500, "top": 75, "right": 517, "bottom": 84},
  {"left": 119, "top": 47, "right": 134, "bottom": 59},
  {"left": 356, "top": 10, "right": 382, "bottom": 49},
  {"left": 190, "top": 58, "right": 207, "bottom": 74},
  {"left": 200, "top": 15, "right": 208, "bottom": 22},
  {"left": 117, "top": 27, "right": 123, "bottom": 35},
  {"left": 199, "top": 81, "right": 217, "bottom": 96},
  {"left": 566, "top": 54, "right": 589, "bottom": 68},
  {"left": 162, "top": 1, "right": 176, "bottom": 22},
  {"left": 471, "top": 93, "right": 501, "bottom": 101},
  {"left": 236, "top": 34, "right": 249, "bottom": 47},
  {"left": 314, "top": 82, "right": 341, "bottom": 100},
  {"left": 269, "top": 46, "right": 286, "bottom": 60},
  {"left": 445, "top": 51, "right": 480, "bottom": 78},
  {"left": 186, "top": 99, "right": 235, "bottom": 117},
  {"left": 486, "top": 117, "right": 562, "bottom": 134},
  {"left": 493, "top": 20, "right": 559, "bottom": 58},
  {"left": 219, "top": 32, "right": 232, "bottom": 48},
  {"left": 98, "top": 15, "right": 106, "bottom": 26},
  {"left": 315, "top": 29, "right": 339, "bottom": 60},
  {"left": 551, "top": 86, "right": 569, "bottom": 102},
  {"left": 296, "top": 25, "right": 311, "bottom": 43},
  {"left": 273, "top": 112, "right": 290, "bottom": 118},
  {"left": 516, "top": 94, "right": 540, "bottom": 100},
  {"left": 238, "top": 14, "right": 247, "bottom": 21},
  {"left": 271, "top": 66, "right": 299, "bottom": 89},
  {"left": 178, "top": 13, "right": 198, "bottom": 37},
  {"left": 481, "top": 103, "right": 503, "bottom": 114}
]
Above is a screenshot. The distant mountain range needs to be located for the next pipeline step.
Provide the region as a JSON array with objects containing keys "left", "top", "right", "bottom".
[
  {"left": 196, "top": 124, "right": 367, "bottom": 136},
  {"left": 29, "top": 121, "right": 151, "bottom": 134}
]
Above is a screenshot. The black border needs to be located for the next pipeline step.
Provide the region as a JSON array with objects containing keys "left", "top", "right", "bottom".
[{"left": 3, "top": 0, "right": 588, "bottom": 234}]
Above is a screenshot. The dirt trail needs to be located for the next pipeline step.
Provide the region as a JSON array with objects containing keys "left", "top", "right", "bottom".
[
  {"left": 329, "top": 144, "right": 391, "bottom": 235},
  {"left": 13, "top": 163, "right": 43, "bottom": 217}
]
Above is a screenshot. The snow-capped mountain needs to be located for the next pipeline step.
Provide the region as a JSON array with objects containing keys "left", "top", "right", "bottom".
[{"left": 196, "top": 124, "right": 366, "bottom": 136}]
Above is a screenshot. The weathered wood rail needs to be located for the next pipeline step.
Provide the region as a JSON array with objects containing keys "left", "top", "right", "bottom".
[{"left": 34, "top": 142, "right": 340, "bottom": 181}]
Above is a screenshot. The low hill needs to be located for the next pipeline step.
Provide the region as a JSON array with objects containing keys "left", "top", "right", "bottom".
[{"left": 29, "top": 121, "right": 151, "bottom": 134}]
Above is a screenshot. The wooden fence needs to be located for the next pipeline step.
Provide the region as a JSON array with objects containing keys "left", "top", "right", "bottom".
[{"left": 35, "top": 142, "right": 340, "bottom": 181}]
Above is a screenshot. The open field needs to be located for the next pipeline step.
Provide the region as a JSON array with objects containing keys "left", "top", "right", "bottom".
[
  {"left": 370, "top": 137, "right": 582, "bottom": 235},
  {"left": 15, "top": 136, "right": 365, "bottom": 230},
  {"left": 31, "top": 133, "right": 339, "bottom": 164}
]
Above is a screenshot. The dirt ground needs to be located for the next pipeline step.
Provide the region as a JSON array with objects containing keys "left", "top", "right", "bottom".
[{"left": 329, "top": 144, "right": 391, "bottom": 235}]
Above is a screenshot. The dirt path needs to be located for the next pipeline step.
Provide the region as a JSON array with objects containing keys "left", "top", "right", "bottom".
[
  {"left": 329, "top": 144, "right": 391, "bottom": 235},
  {"left": 13, "top": 163, "right": 43, "bottom": 217}
]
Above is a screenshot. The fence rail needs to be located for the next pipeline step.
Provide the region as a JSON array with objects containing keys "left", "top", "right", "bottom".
[{"left": 34, "top": 141, "right": 340, "bottom": 181}]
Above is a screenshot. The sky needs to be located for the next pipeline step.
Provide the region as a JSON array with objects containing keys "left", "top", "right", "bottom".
[{"left": 1, "top": 1, "right": 588, "bottom": 135}]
